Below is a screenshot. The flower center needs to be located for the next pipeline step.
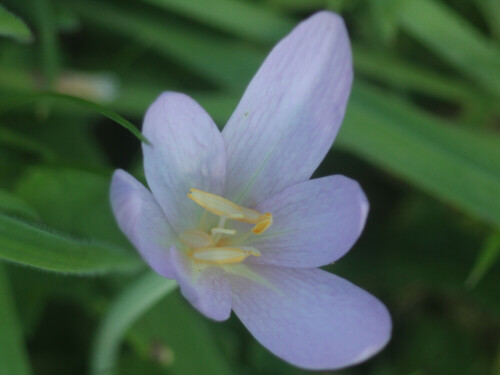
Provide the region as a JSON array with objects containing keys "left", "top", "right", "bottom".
[{"left": 179, "top": 188, "right": 273, "bottom": 265}]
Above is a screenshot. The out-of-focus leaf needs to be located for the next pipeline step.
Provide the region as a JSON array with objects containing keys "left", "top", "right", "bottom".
[
  {"left": 90, "top": 272, "right": 177, "bottom": 375},
  {"left": 0, "top": 92, "right": 148, "bottom": 143},
  {"left": 0, "top": 213, "right": 140, "bottom": 274},
  {"left": 139, "top": 0, "right": 293, "bottom": 44},
  {"left": 32, "top": 0, "right": 59, "bottom": 87},
  {"left": 475, "top": 0, "right": 500, "bottom": 41},
  {"left": 0, "top": 66, "right": 237, "bottom": 124},
  {"left": 353, "top": 45, "right": 494, "bottom": 108},
  {"left": 0, "top": 189, "right": 39, "bottom": 221},
  {"left": 0, "top": 5, "right": 32, "bottom": 43},
  {"left": 16, "top": 167, "right": 129, "bottom": 246},
  {"left": 466, "top": 233, "right": 500, "bottom": 288},
  {"left": 369, "top": 0, "right": 402, "bottom": 43},
  {"left": 0, "top": 67, "right": 34, "bottom": 94},
  {"left": 0, "top": 125, "right": 56, "bottom": 161},
  {"left": 398, "top": 0, "right": 500, "bottom": 97},
  {"left": 130, "top": 293, "right": 232, "bottom": 375},
  {"left": 111, "top": 81, "right": 238, "bottom": 122},
  {"left": 331, "top": 194, "right": 500, "bottom": 314},
  {"left": 0, "top": 263, "right": 32, "bottom": 375},
  {"left": 270, "top": 0, "right": 328, "bottom": 11},
  {"left": 339, "top": 82, "right": 500, "bottom": 228},
  {"left": 73, "top": 0, "right": 265, "bottom": 90}
]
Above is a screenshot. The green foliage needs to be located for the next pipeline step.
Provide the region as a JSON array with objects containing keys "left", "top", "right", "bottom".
[
  {"left": 341, "top": 82, "right": 500, "bottom": 228},
  {"left": 0, "top": 0, "right": 499, "bottom": 374},
  {"left": 90, "top": 272, "right": 177, "bottom": 375},
  {"left": 0, "top": 5, "right": 32, "bottom": 43},
  {"left": 466, "top": 233, "right": 500, "bottom": 288},
  {"left": 129, "top": 293, "right": 233, "bottom": 375},
  {"left": 0, "top": 92, "right": 147, "bottom": 143},
  {"left": 0, "top": 213, "right": 140, "bottom": 274},
  {"left": 0, "top": 263, "right": 33, "bottom": 375},
  {"left": 398, "top": 0, "right": 500, "bottom": 97}
]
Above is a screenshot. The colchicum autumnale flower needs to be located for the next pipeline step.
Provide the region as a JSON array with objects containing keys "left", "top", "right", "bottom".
[{"left": 110, "top": 11, "right": 391, "bottom": 370}]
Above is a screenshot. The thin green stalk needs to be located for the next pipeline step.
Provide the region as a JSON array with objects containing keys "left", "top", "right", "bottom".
[
  {"left": 0, "top": 263, "right": 33, "bottom": 375},
  {"left": 90, "top": 272, "right": 178, "bottom": 375},
  {"left": 0, "top": 92, "right": 149, "bottom": 144},
  {"left": 32, "top": 0, "right": 60, "bottom": 88}
]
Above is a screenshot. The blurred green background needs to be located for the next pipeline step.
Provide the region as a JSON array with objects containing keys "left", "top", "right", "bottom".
[{"left": 0, "top": 0, "right": 499, "bottom": 374}]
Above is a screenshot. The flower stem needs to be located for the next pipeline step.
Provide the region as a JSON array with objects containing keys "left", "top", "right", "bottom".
[{"left": 89, "top": 271, "right": 177, "bottom": 375}]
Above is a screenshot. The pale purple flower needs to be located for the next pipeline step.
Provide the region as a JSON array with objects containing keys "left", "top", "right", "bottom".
[{"left": 110, "top": 11, "right": 391, "bottom": 370}]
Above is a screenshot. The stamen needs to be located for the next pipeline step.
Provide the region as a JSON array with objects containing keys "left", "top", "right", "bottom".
[
  {"left": 211, "top": 228, "right": 236, "bottom": 236},
  {"left": 179, "top": 230, "right": 214, "bottom": 249},
  {"left": 190, "top": 246, "right": 261, "bottom": 265},
  {"left": 252, "top": 213, "right": 273, "bottom": 234},
  {"left": 230, "top": 207, "right": 273, "bottom": 235},
  {"left": 187, "top": 188, "right": 273, "bottom": 238},
  {"left": 238, "top": 207, "right": 262, "bottom": 223},
  {"left": 188, "top": 188, "right": 244, "bottom": 219}
]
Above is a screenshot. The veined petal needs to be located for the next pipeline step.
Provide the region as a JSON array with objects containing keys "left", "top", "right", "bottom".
[
  {"left": 170, "top": 246, "right": 232, "bottom": 321},
  {"left": 142, "top": 92, "right": 226, "bottom": 234},
  {"left": 228, "top": 265, "right": 391, "bottom": 370},
  {"left": 110, "top": 170, "right": 175, "bottom": 278},
  {"left": 223, "top": 11, "right": 353, "bottom": 206},
  {"left": 247, "top": 175, "right": 368, "bottom": 268}
]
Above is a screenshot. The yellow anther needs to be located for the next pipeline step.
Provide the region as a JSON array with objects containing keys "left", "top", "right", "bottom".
[
  {"left": 188, "top": 188, "right": 244, "bottom": 219},
  {"left": 190, "top": 246, "right": 261, "bottom": 265},
  {"left": 187, "top": 188, "right": 273, "bottom": 235},
  {"left": 252, "top": 213, "right": 273, "bottom": 234},
  {"left": 237, "top": 207, "right": 262, "bottom": 223},
  {"left": 211, "top": 228, "right": 236, "bottom": 236},
  {"left": 232, "top": 207, "right": 272, "bottom": 234},
  {"left": 179, "top": 230, "right": 214, "bottom": 249}
]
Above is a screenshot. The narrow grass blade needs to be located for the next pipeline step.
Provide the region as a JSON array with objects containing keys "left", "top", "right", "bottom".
[
  {"left": 32, "top": 0, "right": 59, "bottom": 87},
  {"left": 339, "top": 82, "right": 500, "bottom": 228},
  {"left": 466, "top": 233, "right": 500, "bottom": 288},
  {"left": 140, "top": 0, "right": 293, "bottom": 44},
  {"left": 73, "top": 0, "right": 265, "bottom": 90},
  {"left": 0, "top": 92, "right": 149, "bottom": 144},
  {"left": 0, "top": 263, "right": 33, "bottom": 375},
  {"left": 90, "top": 272, "right": 177, "bottom": 375},
  {"left": 399, "top": 0, "right": 500, "bottom": 97}
]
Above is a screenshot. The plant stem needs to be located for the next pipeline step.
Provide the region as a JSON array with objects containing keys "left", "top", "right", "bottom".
[{"left": 89, "top": 271, "right": 178, "bottom": 375}]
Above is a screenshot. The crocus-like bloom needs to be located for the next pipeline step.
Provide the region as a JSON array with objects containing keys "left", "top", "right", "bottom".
[{"left": 110, "top": 11, "right": 391, "bottom": 370}]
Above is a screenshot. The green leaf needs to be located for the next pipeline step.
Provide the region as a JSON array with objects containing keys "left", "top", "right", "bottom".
[
  {"left": 0, "top": 125, "right": 56, "bottom": 161},
  {"left": 32, "top": 0, "right": 60, "bottom": 87},
  {"left": 90, "top": 272, "right": 177, "bottom": 375},
  {"left": 16, "top": 167, "right": 129, "bottom": 247},
  {"left": 0, "top": 92, "right": 148, "bottom": 144},
  {"left": 475, "top": 0, "right": 500, "bottom": 40},
  {"left": 269, "top": 0, "right": 327, "bottom": 11},
  {"left": 73, "top": 0, "right": 265, "bottom": 90},
  {"left": 0, "top": 5, "right": 33, "bottom": 43},
  {"left": 338, "top": 82, "right": 500, "bottom": 228},
  {"left": 0, "top": 263, "right": 33, "bottom": 375},
  {"left": 353, "top": 45, "right": 494, "bottom": 108},
  {"left": 0, "top": 189, "right": 39, "bottom": 221},
  {"left": 398, "top": 0, "right": 500, "bottom": 97},
  {"left": 466, "top": 233, "right": 500, "bottom": 288},
  {"left": 369, "top": 0, "right": 403, "bottom": 43},
  {"left": 140, "top": 0, "right": 293, "bottom": 44},
  {"left": 112, "top": 82, "right": 238, "bottom": 123},
  {"left": 0, "top": 213, "right": 141, "bottom": 274}
]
